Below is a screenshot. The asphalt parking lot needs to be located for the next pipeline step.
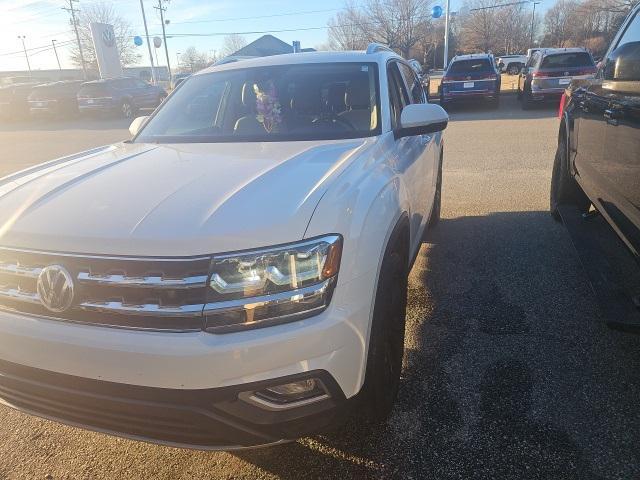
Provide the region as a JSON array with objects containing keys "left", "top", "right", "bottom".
[{"left": 0, "top": 95, "right": 639, "bottom": 480}]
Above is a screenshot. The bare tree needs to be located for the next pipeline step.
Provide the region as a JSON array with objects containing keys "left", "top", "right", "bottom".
[
  {"left": 542, "top": 0, "right": 579, "bottom": 47},
  {"left": 221, "top": 34, "right": 248, "bottom": 57},
  {"left": 328, "top": 2, "right": 369, "bottom": 50},
  {"left": 68, "top": 1, "right": 140, "bottom": 70},
  {"left": 457, "top": 0, "right": 532, "bottom": 54},
  {"left": 180, "top": 46, "right": 210, "bottom": 72},
  {"left": 327, "top": 0, "right": 433, "bottom": 57}
]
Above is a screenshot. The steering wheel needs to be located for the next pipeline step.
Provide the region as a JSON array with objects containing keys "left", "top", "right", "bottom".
[{"left": 312, "top": 114, "right": 356, "bottom": 131}]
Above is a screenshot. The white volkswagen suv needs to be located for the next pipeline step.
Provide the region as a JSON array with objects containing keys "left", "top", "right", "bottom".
[{"left": 0, "top": 44, "right": 447, "bottom": 449}]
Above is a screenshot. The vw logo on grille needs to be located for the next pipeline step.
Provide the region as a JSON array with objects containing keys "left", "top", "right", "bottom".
[
  {"left": 37, "top": 265, "right": 75, "bottom": 313},
  {"left": 102, "top": 29, "right": 116, "bottom": 48}
]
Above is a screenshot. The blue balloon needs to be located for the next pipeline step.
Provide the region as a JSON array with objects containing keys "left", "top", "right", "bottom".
[
  {"left": 432, "top": 5, "right": 443, "bottom": 18},
  {"left": 134, "top": 36, "right": 143, "bottom": 46}
]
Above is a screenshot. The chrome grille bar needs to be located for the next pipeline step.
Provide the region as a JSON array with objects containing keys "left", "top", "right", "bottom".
[
  {"left": 0, "top": 262, "right": 42, "bottom": 279},
  {"left": 77, "top": 272, "right": 208, "bottom": 289},
  {"left": 0, "top": 285, "right": 40, "bottom": 304},
  {"left": 79, "top": 301, "right": 205, "bottom": 317}
]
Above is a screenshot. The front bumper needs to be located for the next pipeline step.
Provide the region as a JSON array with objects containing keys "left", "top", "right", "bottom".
[
  {"left": 0, "top": 272, "right": 374, "bottom": 446},
  {"left": 442, "top": 90, "right": 498, "bottom": 101},
  {"left": 0, "top": 359, "right": 348, "bottom": 449}
]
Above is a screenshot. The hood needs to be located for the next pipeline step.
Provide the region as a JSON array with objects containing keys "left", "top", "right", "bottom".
[{"left": 0, "top": 139, "right": 372, "bottom": 256}]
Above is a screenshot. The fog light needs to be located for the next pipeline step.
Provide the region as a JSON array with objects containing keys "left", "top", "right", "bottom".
[
  {"left": 264, "top": 379, "right": 317, "bottom": 397},
  {"left": 242, "top": 378, "right": 330, "bottom": 410}
]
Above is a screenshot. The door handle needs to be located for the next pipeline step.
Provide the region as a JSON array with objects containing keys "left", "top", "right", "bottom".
[{"left": 604, "top": 109, "right": 619, "bottom": 126}]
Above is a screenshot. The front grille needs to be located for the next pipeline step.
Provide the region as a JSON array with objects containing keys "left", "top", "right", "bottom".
[{"left": 0, "top": 247, "right": 211, "bottom": 331}]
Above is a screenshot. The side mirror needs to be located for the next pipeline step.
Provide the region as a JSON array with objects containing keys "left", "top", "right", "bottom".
[
  {"left": 397, "top": 103, "right": 448, "bottom": 138},
  {"left": 603, "top": 41, "right": 640, "bottom": 82},
  {"left": 129, "top": 115, "right": 149, "bottom": 137}
]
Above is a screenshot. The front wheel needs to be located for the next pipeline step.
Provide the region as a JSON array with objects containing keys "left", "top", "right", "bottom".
[
  {"left": 550, "top": 136, "right": 591, "bottom": 221},
  {"left": 521, "top": 89, "right": 533, "bottom": 110},
  {"left": 362, "top": 240, "right": 408, "bottom": 421}
]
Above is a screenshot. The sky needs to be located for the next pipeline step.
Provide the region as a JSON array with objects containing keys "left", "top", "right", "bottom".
[{"left": 0, "top": 0, "right": 525, "bottom": 73}]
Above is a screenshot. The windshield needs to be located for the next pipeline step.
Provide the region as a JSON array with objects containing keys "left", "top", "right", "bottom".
[
  {"left": 136, "top": 62, "right": 381, "bottom": 143},
  {"left": 448, "top": 59, "right": 493, "bottom": 74},
  {"left": 540, "top": 52, "right": 594, "bottom": 69}
]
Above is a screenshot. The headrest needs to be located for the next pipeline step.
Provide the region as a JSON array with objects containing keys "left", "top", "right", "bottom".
[
  {"left": 242, "top": 82, "right": 256, "bottom": 108},
  {"left": 327, "top": 83, "right": 346, "bottom": 111},
  {"left": 345, "top": 77, "right": 370, "bottom": 109},
  {"left": 290, "top": 88, "right": 318, "bottom": 113}
]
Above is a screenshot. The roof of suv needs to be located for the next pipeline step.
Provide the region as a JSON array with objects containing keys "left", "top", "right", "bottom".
[
  {"left": 450, "top": 53, "right": 493, "bottom": 62},
  {"left": 199, "top": 49, "right": 402, "bottom": 75},
  {"left": 539, "top": 47, "right": 590, "bottom": 57}
]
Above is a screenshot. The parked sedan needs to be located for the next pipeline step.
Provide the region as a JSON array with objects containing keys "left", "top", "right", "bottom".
[
  {"left": 440, "top": 54, "right": 501, "bottom": 108},
  {"left": 0, "top": 82, "right": 42, "bottom": 120},
  {"left": 518, "top": 48, "right": 597, "bottom": 109},
  {"left": 551, "top": 4, "right": 640, "bottom": 258},
  {"left": 77, "top": 77, "right": 167, "bottom": 118},
  {"left": 28, "top": 81, "right": 85, "bottom": 118}
]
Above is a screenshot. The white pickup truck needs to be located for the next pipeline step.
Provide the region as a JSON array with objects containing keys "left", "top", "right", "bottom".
[
  {"left": 0, "top": 44, "right": 448, "bottom": 450},
  {"left": 496, "top": 54, "right": 527, "bottom": 74}
]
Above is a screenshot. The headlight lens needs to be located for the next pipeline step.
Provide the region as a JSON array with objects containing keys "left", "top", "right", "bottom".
[{"left": 204, "top": 235, "right": 342, "bottom": 333}]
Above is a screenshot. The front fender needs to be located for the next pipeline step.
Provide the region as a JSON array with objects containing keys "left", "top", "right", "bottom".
[{"left": 304, "top": 138, "right": 411, "bottom": 287}]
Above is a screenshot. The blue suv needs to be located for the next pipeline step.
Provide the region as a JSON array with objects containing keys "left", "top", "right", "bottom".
[
  {"left": 440, "top": 54, "right": 501, "bottom": 108},
  {"left": 77, "top": 77, "right": 167, "bottom": 118}
]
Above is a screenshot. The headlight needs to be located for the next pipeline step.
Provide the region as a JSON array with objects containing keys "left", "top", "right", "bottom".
[{"left": 204, "top": 235, "right": 342, "bottom": 333}]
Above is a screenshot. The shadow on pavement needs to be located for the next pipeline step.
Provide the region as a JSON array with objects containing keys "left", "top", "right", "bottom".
[
  {"left": 442, "top": 94, "right": 559, "bottom": 122},
  {"left": 233, "top": 212, "right": 640, "bottom": 479}
]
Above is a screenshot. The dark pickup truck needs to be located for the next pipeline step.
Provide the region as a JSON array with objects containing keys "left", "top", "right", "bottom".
[{"left": 551, "top": 3, "right": 640, "bottom": 260}]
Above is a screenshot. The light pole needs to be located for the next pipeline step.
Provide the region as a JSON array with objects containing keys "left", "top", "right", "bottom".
[
  {"left": 443, "top": 0, "right": 451, "bottom": 69},
  {"left": 530, "top": 2, "right": 541, "bottom": 48},
  {"left": 17, "top": 36, "right": 31, "bottom": 74},
  {"left": 176, "top": 51, "right": 181, "bottom": 70},
  {"left": 63, "top": 0, "right": 86, "bottom": 79},
  {"left": 52, "top": 39, "right": 62, "bottom": 70},
  {"left": 139, "top": 0, "right": 157, "bottom": 84},
  {"left": 154, "top": 0, "right": 172, "bottom": 80}
]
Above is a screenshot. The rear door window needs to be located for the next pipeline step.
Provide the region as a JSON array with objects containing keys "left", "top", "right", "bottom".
[
  {"left": 398, "top": 63, "right": 425, "bottom": 104},
  {"left": 540, "top": 53, "right": 594, "bottom": 69},
  {"left": 448, "top": 59, "right": 492, "bottom": 74}
]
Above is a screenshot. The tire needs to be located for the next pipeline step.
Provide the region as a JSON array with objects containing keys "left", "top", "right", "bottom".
[
  {"left": 120, "top": 100, "right": 135, "bottom": 119},
  {"left": 362, "top": 234, "right": 408, "bottom": 422},
  {"left": 550, "top": 135, "right": 590, "bottom": 221},
  {"left": 429, "top": 154, "right": 443, "bottom": 227},
  {"left": 521, "top": 88, "right": 533, "bottom": 110}
]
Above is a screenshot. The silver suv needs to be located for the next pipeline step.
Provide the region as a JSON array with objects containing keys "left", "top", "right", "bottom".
[{"left": 517, "top": 47, "right": 596, "bottom": 109}]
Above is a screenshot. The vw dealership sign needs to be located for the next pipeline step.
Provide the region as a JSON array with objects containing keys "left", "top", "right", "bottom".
[{"left": 90, "top": 22, "right": 123, "bottom": 78}]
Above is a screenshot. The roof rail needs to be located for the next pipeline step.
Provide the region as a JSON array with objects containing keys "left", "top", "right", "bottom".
[{"left": 366, "top": 43, "right": 394, "bottom": 55}]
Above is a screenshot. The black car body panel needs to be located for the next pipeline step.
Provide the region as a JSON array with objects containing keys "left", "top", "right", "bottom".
[{"left": 562, "top": 5, "right": 640, "bottom": 258}]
